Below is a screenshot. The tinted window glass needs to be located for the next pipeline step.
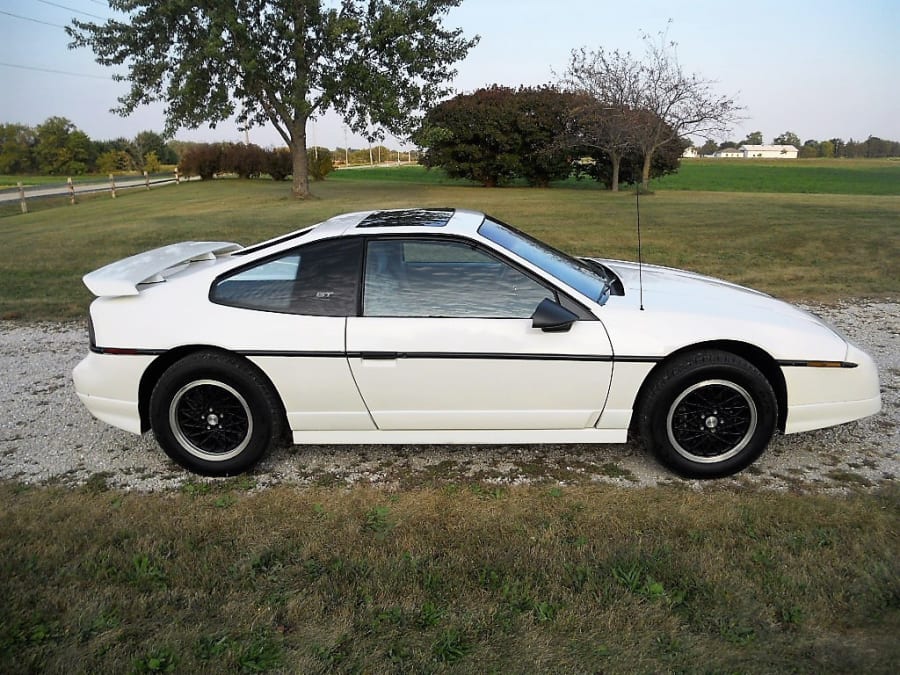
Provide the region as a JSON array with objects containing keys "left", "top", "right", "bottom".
[
  {"left": 212, "top": 238, "right": 362, "bottom": 316},
  {"left": 363, "top": 239, "right": 552, "bottom": 318},
  {"left": 478, "top": 218, "right": 610, "bottom": 303}
]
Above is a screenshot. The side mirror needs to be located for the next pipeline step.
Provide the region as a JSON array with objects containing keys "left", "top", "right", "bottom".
[{"left": 531, "top": 298, "right": 578, "bottom": 333}]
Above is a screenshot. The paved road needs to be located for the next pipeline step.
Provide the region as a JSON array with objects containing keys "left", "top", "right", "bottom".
[{"left": 0, "top": 175, "right": 196, "bottom": 203}]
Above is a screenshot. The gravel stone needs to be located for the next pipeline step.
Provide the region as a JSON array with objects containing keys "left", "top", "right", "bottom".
[{"left": 1, "top": 300, "right": 897, "bottom": 493}]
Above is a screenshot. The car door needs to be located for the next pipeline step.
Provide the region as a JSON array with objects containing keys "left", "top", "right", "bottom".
[{"left": 346, "top": 237, "right": 614, "bottom": 430}]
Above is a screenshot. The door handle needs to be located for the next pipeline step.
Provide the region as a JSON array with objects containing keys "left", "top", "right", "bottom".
[{"left": 359, "top": 352, "right": 399, "bottom": 360}]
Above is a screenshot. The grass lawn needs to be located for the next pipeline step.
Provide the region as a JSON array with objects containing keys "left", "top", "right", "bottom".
[
  {"left": 2, "top": 481, "right": 897, "bottom": 673},
  {"left": 1, "top": 168, "right": 898, "bottom": 672},
  {"left": 652, "top": 158, "right": 900, "bottom": 195}
]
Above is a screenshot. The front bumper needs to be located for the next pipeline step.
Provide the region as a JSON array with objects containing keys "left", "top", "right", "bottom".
[{"left": 783, "top": 343, "right": 882, "bottom": 434}]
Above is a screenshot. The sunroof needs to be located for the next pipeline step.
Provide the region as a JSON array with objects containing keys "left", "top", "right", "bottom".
[{"left": 357, "top": 208, "right": 455, "bottom": 228}]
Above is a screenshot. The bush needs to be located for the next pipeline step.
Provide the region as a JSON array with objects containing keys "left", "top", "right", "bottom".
[
  {"left": 266, "top": 148, "right": 293, "bottom": 181},
  {"left": 222, "top": 143, "right": 266, "bottom": 178},
  {"left": 307, "top": 147, "right": 333, "bottom": 180},
  {"left": 178, "top": 144, "right": 223, "bottom": 180}
]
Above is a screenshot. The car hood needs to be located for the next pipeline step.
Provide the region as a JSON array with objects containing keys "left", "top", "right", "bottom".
[{"left": 588, "top": 258, "right": 848, "bottom": 359}]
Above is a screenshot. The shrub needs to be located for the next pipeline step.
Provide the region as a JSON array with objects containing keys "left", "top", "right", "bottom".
[
  {"left": 221, "top": 143, "right": 266, "bottom": 178},
  {"left": 307, "top": 146, "right": 333, "bottom": 180},
  {"left": 178, "top": 144, "right": 223, "bottom": 180},
  {"left": 265, "top": 148, "right": 293, "bottom": 181}
]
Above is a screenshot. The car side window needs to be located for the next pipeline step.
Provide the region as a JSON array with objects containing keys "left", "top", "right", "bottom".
[
  {"left": 363, "top": 239, "right": 553, "bottom": 318},
  {"left": 211, "top": 238, "right": 362, "bottom": 316}
]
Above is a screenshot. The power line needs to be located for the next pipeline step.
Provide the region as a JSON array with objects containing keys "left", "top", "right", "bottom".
[
  {"left": 0, "top": 61, "right": 117, "bottom": 80},
  {"left": 0, "top": 9, "right": 66, "bottom": 28},
  {"left": 35, "top": 0, "right": 108, "bottom": 21}
]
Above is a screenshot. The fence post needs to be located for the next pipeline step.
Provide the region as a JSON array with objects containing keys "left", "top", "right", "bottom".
[
  {"left": 174, "top": 167, "right": 180, "bottom": 184},
  {"left": 144, "top": 170, "right": 150, "bottom": 190},
  {"left": 67, "top": 177, "right": 76, "bottom": 205},
  {"left": 109, "top": 173, "right": 117, "bottom": 199},
  {"left": 17, "top": 181, "right": 27, "bottom": 214}
]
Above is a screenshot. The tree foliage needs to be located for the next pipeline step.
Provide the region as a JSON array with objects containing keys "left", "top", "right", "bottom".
[
  {"left": 33, "top": 117, "right": 92, "bottom": 175},
  {"left": 0, "top": 124, "right": 36, "bottom": 174},
  {"left": 740, "top": 131, "right": 764, "bottom": 145},
  {"left": 68, "top": 0, "right": 478, "bottom": 198},
  {"left": 773, "top": 131, "right": 801, "bottom": 147},
  {"left": 416, "top": 85, "right": 578, "bottom": 187}
]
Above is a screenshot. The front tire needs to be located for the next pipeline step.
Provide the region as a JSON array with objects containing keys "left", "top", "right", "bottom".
[
  {"left": 637, "top": 350, "right": 777, "bottom": 478},
  {"left": 149, "top": 351, "right": 284, "bottom": 476}
]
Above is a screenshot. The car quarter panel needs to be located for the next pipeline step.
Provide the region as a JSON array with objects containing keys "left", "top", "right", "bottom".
[{"left": 90, "top": 295, "right": 373, "bottom": 432}]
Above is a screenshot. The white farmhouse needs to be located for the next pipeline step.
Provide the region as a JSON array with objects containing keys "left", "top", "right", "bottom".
[
  {"left": 682, "top": 146, "right": 699, "bottom": 158},
  {"left": 713, "top": 147, "right": 743, "bottom": 158},
  {"left": 739, "top": 144, "right": 799, "bottom": 159}
]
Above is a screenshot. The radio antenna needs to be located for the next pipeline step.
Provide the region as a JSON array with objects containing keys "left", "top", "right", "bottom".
[{"left": 636, "top": 184, "right": 645, "bottom": 311}]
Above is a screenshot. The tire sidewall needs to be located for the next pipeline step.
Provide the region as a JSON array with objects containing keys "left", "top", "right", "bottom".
[
  {"left": 150, "top": 352, "right": 276, "bottom": 476},
  {"left": 640, "top": 353, "right": 777, "bottom": 478}
]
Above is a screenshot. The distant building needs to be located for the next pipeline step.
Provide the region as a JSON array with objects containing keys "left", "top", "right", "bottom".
[
  {"left": 713, "top": 147, "right": 743, "bottom": 158},
  {"left": 682, "top": 146, "right": 699, "bottom": 158},
  {"left": 739, "top": 144, "right": 799, "bottom": 159}
]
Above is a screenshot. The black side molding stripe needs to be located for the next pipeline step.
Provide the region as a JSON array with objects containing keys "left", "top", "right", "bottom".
[{"left": 91, "top": 346, "right": 664, "bottom": 364}]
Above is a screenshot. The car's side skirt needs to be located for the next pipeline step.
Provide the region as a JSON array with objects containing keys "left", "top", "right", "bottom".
[{"left": 290, "top": 428, "right": 628, "bottom": 445}]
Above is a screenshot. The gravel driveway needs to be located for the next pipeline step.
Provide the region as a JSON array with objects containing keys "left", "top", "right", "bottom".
[{"left": 1, "top": 301, "right": 897, "bottom": 493}]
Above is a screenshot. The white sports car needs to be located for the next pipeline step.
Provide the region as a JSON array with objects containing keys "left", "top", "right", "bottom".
[{"left": 73, "top": 208, "right": 881, "bottom": 478}]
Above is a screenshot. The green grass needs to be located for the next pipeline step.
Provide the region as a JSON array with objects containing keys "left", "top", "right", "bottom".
[
  {"left": 1, "top": 174, "right": 898, "bottom": 320},
  {"left": 2, "top": 481, "right": 897, "bottom": 673},
  {"left": 653, "top": 158, "right": 900, "bottom": 195}
]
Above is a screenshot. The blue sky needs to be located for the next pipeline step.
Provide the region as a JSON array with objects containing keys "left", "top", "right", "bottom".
[{"left": 1, "top": 0, "right": 898, "bottom": 149}]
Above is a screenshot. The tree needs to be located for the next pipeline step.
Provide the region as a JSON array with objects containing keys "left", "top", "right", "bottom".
[
  {"left": 514, "top": 86, "right": 582, "bottom": 187},
  {"left": 561, "top": 29, "right": 741, "bottom": 188},
  {"left": 698, "top": 139, "right": 718, "bottom": 156},
  {"left": 134, "top": 130, "right": 177, "bottom": 166},
  {"left": 34, "top": 117, "right": 91, "bottom": 175},
  {"left": 416, "top": 86, "right": 525, "bottom": 187},
  {"left": 416, "top": 85, "right": 576, "bottom": 187},
  {"left": 773, "top": 131, "right": 801, "bottom": 147},
  {"left": 96, "top": 149, "right": 134, "bottom": 173},
  {"left": 0, "top": 124, "right": 36, "bottom": 174},
  {"left": 563, "top": 100, "right": 637, "bottom": 191},
  {"left": 68, "top": 1, "right": 477, "bottom": 198},
  {"left": 572, "top": 120, "right": 685, "bottom": 189},
  {"left": 740, "top": 130, "right": 763, "bottom": 145}
]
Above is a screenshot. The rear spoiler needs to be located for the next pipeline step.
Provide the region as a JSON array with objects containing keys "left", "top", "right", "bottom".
[{"left": 83, "top": 241, "right": 243, "bottom": 297}]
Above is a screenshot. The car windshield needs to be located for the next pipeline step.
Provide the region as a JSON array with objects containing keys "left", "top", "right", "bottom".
[{"left": 478, "top": 217, "right": 611, "bottom": 304}]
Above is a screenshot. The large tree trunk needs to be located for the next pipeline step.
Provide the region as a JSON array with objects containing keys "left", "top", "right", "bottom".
[{"left": 290, "top": 122, "right": 310, "bottom": 198}]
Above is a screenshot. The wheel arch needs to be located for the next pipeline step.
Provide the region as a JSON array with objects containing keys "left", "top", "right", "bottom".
[
  {"left": 631, "top": 340, "right": 787, "bottom": 433},
  {"left": 138, "top": 345, "right": 289, "bottom": 437}
]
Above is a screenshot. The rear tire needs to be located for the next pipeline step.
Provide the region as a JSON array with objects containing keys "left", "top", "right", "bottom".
[
  {"left": 637, "top": 350, "right": 777, "bottom": 478},
  {"left": 149, "top": 351, "right": 284, "bottom": 476}
]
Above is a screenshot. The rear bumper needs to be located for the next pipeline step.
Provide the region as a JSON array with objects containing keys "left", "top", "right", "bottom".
[{"left": 72, "top": 351, "right": 155, "bottom": 434}]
